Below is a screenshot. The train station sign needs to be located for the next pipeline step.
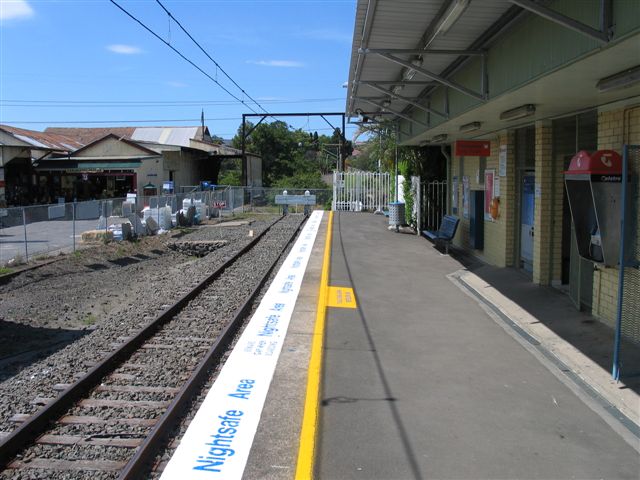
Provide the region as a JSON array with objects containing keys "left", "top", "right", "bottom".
[
  {"left": 454, "top": 140, "right": 491, "bottom": 157},
  {"left": 275, "top": 194, "right": 316, "bottom": 205}
]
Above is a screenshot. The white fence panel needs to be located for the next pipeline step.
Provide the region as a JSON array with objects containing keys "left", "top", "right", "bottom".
[{"left": 332, "top": 171, "right": 391, "bottom": 212}]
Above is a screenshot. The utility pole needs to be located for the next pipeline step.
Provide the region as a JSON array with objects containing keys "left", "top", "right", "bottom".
[{"left": 241, "top": 114, "right": 246, "bottom": 186}]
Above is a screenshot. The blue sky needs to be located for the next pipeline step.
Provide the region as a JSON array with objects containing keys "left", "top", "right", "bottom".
[{"left": 0, "top": 0, "right": 357, "bottom": 139}]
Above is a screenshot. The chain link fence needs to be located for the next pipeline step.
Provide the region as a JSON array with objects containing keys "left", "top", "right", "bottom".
[
  {"left": 0, "top": 187, "right": 332, "bottom": 266},
  {"left": 242, "top": 188, "right": 332, "bottom": 214},
  {"left": 620, "top": 145, "right": 640, "bottom": 344}
]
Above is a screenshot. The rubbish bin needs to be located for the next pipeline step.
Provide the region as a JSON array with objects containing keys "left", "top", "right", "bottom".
[{"left": 388, "top": 201, "right": 405, "bottom": 228}]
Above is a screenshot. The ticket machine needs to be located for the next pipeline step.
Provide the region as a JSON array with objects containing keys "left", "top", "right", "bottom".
[{"left": 564, "top": 150, "right": 624, "bottom": 266}]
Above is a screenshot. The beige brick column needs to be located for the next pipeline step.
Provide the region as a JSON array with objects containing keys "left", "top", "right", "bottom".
[
  {"left": 550, "top": 140, "right": 565, "bottom": 285},
  {"left": 501, "top": 130, "right": 517, "bottom": 267},
  {"left": 533, "top": 120, "right": 553, "bottom": 285}
]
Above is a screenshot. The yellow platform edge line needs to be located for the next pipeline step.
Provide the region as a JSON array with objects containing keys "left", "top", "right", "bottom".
[{"left": 295, "top": 210, "right": 333, "bottom": 479}]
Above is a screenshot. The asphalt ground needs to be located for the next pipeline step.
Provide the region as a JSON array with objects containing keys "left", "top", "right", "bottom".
[
  {"left": 316, "top": 211, "right": 639, "bottom": 480},
  {"left": 0, "top": 219, "right": 96, "bottom": 263}
]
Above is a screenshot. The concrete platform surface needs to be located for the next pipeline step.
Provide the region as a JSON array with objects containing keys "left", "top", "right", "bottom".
[{"left": 316, "top": 212, "right": 639, "bottom": 480}]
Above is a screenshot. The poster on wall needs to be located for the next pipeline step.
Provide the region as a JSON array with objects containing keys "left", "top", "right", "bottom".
[
  {"left": 452, "top": 176, "right": 459, "bottom": 214},
  {"left": 484, "top": 169, "right": 495, "bottom": 221},
  {"left": 462, "top": 176, "right": 470, "bottom": 219},
  {"left": 499, "top": 145, "right": 507, "bottom": 177}
]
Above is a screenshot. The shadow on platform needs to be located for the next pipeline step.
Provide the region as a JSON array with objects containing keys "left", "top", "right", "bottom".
[{"left": 443, "top": 245, "right": 640, "bottom": 396}]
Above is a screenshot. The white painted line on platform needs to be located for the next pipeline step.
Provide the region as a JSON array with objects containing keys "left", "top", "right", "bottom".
[{"left": 160, "top": 211, "right": 324, "bottom": 479}]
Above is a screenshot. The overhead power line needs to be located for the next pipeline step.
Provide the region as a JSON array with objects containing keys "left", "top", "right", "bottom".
[
  {"left": 2, "top": 98, "right": 344, "bottom": 108},
  {"left": 154, "top": 0, "right": 268, "bottom": 115},
  {"left": 2, "top": 117, "right": 241, "bottom": 125},
  {"left": 109, "top": 0, "right": 261, "bottom": 115},
  {"left": 3, "top": 119, "right": 356, "bottom": 131}
]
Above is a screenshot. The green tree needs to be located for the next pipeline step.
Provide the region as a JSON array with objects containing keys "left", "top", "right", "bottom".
[
  {"left": 272, "top": 171, "right": 329, "bottom": 190},
  {"left": 232, "top": 121, "right": 327, "bottom": 186}
]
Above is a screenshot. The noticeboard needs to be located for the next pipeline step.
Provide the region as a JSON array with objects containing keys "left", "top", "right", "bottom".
[{"left": 484, "top": 169, "right": 495, "bottom": 221}]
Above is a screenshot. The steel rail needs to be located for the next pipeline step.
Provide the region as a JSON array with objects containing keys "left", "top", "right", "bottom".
[
  {"left": 0, "top": 215, "right": 287, "bottom": 470},
  {"left": 119, "top": 215, "right": 308, "bottom": 479}
]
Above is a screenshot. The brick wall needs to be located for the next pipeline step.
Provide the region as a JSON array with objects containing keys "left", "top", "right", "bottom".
[
  {"left": 451, "top": 131, "right": 516, "bottom": 267},
  {"left": 592, "top": 106, "right": 640, "bottom": 332}
]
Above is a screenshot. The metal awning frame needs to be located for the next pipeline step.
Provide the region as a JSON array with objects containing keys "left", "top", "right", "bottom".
[
  {"left": 356, "top": 98, "right": 428, "bottom": 127},
  {"left": 364, "top": 50, "right": 488, "bottom": 103},
  {"left": 359, "top": 82, "right": 448, "bottom": 119},
  {"left": 357, "top": 80, "right": 439, "bottom": 86},
  {"left": 509, "top": 0, "right": 613, "bottom": 43},
  {"left": 349, "top": 0, "right": 615, "bottom": 136}
]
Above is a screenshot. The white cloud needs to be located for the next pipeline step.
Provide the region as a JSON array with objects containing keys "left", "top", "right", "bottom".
[
  {"left": 107, "top": 44, "right": 143, "bottom": 55},
  {"left": 0, "top": 0, "right": 34, "bottom": 21},
  {"left": 297, "top": 28, "right": 351, "bottom": 44},
  {"left": 247, "top": 60, "right": 304, "bottom": 68}
]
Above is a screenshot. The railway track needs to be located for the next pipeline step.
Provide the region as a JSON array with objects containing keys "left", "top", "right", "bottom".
[{"left": 0, "top": 214, "right": 307, "bottom": 480}]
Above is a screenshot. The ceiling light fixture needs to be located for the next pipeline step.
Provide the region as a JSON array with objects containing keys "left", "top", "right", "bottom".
[
  {"left": 424, "top": 0, "right": 470, "bottom": 47},
  {"left": 596, "top": 65, "right": 640, "bottom": 92},
  {"left": 392, "top": 85, "right": 404, "bottom": 94},
  {"left": 403, "top": 58, "right": 424, "bottom": 81},
  {"left": 436, "top": 0, "right": 470, "bottom": 35},
  {"left": 459, "top": 121, "right": 481, "bottom": 133},
  {"left": 382, "top": 99, "right": 391, "bottom": 108},
  {"left": 431, "top": 134, "right": 448, "bottom": 143},
  {"left": 500, "top": 104, "right": 536, "bottom": 121}
]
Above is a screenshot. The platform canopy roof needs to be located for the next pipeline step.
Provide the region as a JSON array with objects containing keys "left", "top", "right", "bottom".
[
  {"left": 346, "top": 0, "right": 516, "bottom": 119},
  {"left": 346, "top": 0, "right": 640, "bottom": 145}
]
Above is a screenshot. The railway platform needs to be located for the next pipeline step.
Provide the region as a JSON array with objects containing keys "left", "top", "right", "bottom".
[{"left": 163, "top": 210, "right": 639, "bottom": 479}]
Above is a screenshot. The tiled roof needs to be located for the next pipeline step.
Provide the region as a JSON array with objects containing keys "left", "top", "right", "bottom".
[
  {"left": 45, "top": 126, "right": 209, "bottom": 148},
  {"left": 0, "top": 124, "right": 84, "bottom": 151},
  {"left": 45, "top": 127, "right": 136, "bottom": 145}
]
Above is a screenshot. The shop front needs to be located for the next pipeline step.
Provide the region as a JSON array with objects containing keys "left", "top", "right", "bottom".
[{"left": 35, "top": 160, "right": 140, "bottom": 202}]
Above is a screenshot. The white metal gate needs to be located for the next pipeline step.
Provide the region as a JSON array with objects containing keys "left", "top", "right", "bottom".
[
  {"left": 421, "top": 180, "right": 448, "bottom": 231},
  {"left": 332, "top": 171, "right": 391, "bottom": 212}
]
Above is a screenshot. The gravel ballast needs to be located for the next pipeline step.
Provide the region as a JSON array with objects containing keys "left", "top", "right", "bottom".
[
  {"left": 0, "top": 216, "right": 289, "bottom": 434},
  {"left": 1, "top": 214, "right": 307, "bottom": 479}
]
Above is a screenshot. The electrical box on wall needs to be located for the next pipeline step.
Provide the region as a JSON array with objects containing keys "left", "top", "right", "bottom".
[{"left": 564, "top": 150, "right": 625, "bottom": 267}]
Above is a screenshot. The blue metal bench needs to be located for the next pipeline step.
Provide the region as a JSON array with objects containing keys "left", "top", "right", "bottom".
[{"left": 422, "top": 215, "right": 460, "bottom": 254}]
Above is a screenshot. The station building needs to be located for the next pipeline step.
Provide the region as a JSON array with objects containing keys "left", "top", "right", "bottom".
[
  {"left": 346, "top": 0, "right": 640, "bottom": 340},
  {"left": 41, "top": 126, "right": 223, "bottom": 200},
  {"left": 0, "top": 125, "right": 262, "bottom": 206},
  {"left": 0, "top": 125, "right": 83, "bottom": 206}
]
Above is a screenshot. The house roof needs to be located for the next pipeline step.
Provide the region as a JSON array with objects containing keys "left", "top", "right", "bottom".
[
  {"left": 70, "top": 133, "right": 162, "bottom": 157},
  {"left": 44, "top": 127, "right": 136, "bottom": 145},
  {"left": 0, "top": 124, "right": 84, "bottom": 152},
  {"left": 45, "top": 126, "right": 211, "bottom": 148}
]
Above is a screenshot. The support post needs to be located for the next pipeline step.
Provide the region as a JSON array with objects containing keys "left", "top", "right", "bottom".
[
  {"left": 342, "top": 113, "right": 346, "bottom": 172},
  {"left": 481, "top": 52, "right": 488, "bottom": 100},
  {"left": 72, "top": 202, "right": 76, "bottom": 252},
  {"left": 22, "top": 207, "right": 28, "bottom": 262},
  {"left": 612, "top": 145, "right": 628, "bottom": 381},
  {"left": 241, "top": 115, "right": 246, "bottom": 187}
]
